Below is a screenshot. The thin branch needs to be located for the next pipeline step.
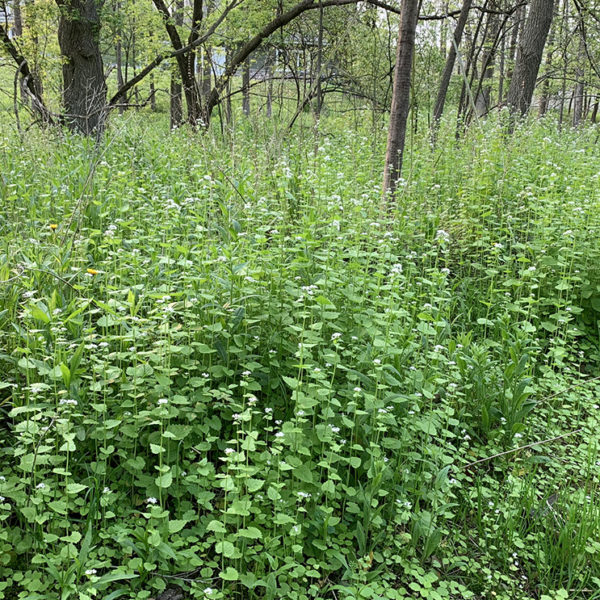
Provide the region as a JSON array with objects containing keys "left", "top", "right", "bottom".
[{"left": 462, "top": 429, "right": 582, "bottom": 470}]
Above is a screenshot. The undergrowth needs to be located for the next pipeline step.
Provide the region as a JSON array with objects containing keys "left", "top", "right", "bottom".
[{"left": 0, "top": 112, "right": 600, "bottom": 600}]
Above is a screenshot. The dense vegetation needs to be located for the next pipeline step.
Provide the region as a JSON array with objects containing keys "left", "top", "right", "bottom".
[{"left": 1, "top": 111, "right": 600, "bottom": 599}]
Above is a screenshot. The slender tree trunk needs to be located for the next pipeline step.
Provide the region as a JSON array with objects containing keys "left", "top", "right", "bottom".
[
  {"left": 506, "top": 0, "right": 554, "bottom": 117},
  {"left": 382, "top": 0, "right": 419, "bottom": 198},
  {"left": 242, "top": 57, "right": 251, "bottom": 116},
  {"left": 170, "top": 0, "right": 184, "bottom": 128},
  {"left": 503, "top": 3, "right": 523, "bottom": 102},
  {"left": 476, "top": 4, "right": 500, "bottom": 116},
  {"left": 314, "top": 0, "right": 324, "bottom": 117},
  {"left": 266, "top": 48, "right": 274, "bottom": 117},
  {"left": 201, "top": 2, "right": 213, "bottom": 104},
  {"left": 498, "top": 22, "right": 506, "bottom": 101},
  {"left": 114, "top": 1, "right": 125, "bottom": 114},
  {"left": 572, "top": 24, "right": 584, "bottom": 127},
  {"left": 432, "top": 0, "right": 472, "bottom": 134},
  {"left": 440, "top": 1, "right": 448, "bottom": 60},
  {"left": 591, "top": 100, "right": 599, "bottom": 123},
  {"left": 11, "top": 0, "right": 26, "bottom": 105},
  {"left": 538, "top": 7, "right": 557, "bottom": 116},
  {"left": 456, "top": 2, "right": 486, "bottom": 127},
  {"left": 57, "top": 0, "right": 107, "bottom": 134},
  {"left": 23, "top": 0, "right": 44, "bottom": 100},
  {"left": 150, "top": 74, "right": 157, "bottom": 111}
]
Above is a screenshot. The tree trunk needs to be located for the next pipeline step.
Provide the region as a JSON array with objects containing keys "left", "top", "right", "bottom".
[
  {"left": 57, "top": 0, "right": 107, "bottom": 134},
  {"left": 170, "top": 0, "right": 184, "bottom": 128},
  {"left": 185, "top": 0, "right": 204, "bottom": 125},
  {"left": 456, "top": 1, "right": 486, "bottom": 128},
  {"left": 242, "top": 57, "right": 251, "bottom": 116},
  {"left": 591, "top": 100, "right": 599, "bottom": 124},
  {"left": 506, "top": 0, "right": 554, "bottom": 117},
  {"left": 504, "top": 3, "right": 524, "bottom": 100},
  {"left": 538, "top": 7, "right": 557, "bottom": 117},
  {"left": 572, "top": 24, "right": 584, "bottom": 127},
  {"left": 11, "top": 0, "right": 26, "bottom": 104},
  {"left": 476, "top": 3, "right": 500, "bottom": 116},
  {"left": 150, "top": 74, "right": 157, "bottom": 111},
  {"left": 498, "top": 21, "right": 506, "bottom": 102},
  {"left": 314, "top": 0, "right": 324, "bottom": 118},
  {"left": 115, "top": 1, "right": 125, "bottom": 114},
  {"left": 24, "top": 0, "right": 44, "bottom": 101},
  {"left": 382, "top": 0, "right": 419, "bottom": 198}
]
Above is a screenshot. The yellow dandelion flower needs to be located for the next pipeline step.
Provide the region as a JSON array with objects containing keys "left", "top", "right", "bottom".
[
  {"left": 87, "top": 268, "right": 99, "bottom": 275},
  {"left": 50, "top": 224, "right": 58, "bottom": 230}
]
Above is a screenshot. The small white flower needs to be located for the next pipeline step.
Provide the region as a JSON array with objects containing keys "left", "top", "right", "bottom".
[
  {"left": 146, "top": 497, "right": 158, "bottom": 504},
  {"left": 331, "top": 332, "right": 342, "bottom": 341},
  {"left": 85, "top": 569, "right": 97, "bottom": 575},
  {"left": 353, "top": 387, "right": 361, "bottom": 393},
  {"left": 232, "top": 413, "right": 241, "bottom": 421},
  {"left": 224, "top": 448, "right": 235, "bottom": 455},
  {"left": 265, "top": 408, "right": 273, "bottom": 414},
  {"left": 157, "top": 398, "right": 168, "bottom": 405},
  {"left": 275, "top": 431, "right": 284, "bottom": 438},
  {"left": 36, "top": 483, "right": 45, "bottom": 490},
  {"left": 204, "top": 588, "right": 214, "bottom": 595},
  {"left": 103, "top": 487, "right": 111, "bottom": 494}
]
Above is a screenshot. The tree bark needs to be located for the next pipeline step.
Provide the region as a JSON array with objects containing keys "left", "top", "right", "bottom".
[
  {"left": 242, "top": 57, "right": 251, "bottom": 116},
  {"left": 476, "top": 2, "right": 500, "bottom": 116},
  {"left": 56, "top": 0, "right": 107, "bottom": 134},
  {"left": 382, "top": 0, "right": 419, "bottom": 198},
  {"left": 506, "top": 0, "right": 554, "bottom": 117},
  {"left": 170, "top": 0, "right": 184, "bottom": 128},
  {"left": 572, "top": 23, "right": 584, "bottom": 127},
  {"left": 314, "top": 0, "right": 324, "bottom": 117},
  {"left": 538, "top": 6, "right": 557, "bottom": 117}
]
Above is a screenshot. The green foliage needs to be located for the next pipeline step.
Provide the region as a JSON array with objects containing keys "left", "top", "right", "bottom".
[{"left": 0, "top": 113, "right": 600, "bottom": 599}]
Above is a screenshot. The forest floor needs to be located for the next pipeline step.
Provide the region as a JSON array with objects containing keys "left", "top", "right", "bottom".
[{"left": 1, "top": 113, "right": 600, "bottom": 600}]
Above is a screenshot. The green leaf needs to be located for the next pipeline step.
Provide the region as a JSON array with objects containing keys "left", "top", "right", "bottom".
[
  {"left": 246, "top": 478, "right": 264, "bottom": 492},
  {"left": 155, "top": 470, "right": 173, "bottom": 489},
  {"left": 167, "top": 520, "right": 187, "bottom": 534},
  {"left": 215, "top": 540, "right": 235, "bottom": 556},
  {"left": 293, "top": 462, "right": 313, "bottom": 483},
  {"left": 66, "top": 483, "right": 87, "bottom": 495},
  {"left": 206, "top": 520, "right": 226, "bottom": 533},
  {"left": 227, "top": 499, "right": 251, "bottom": 516},
  {"left": 220, "top": 566, "right": 239, "bottom": 581},
  {"left": 349, "top": 456, "right": 361, "bottom": 468},
  {"left": 239, "top": 527, "right": 262, "bottom": 539}
]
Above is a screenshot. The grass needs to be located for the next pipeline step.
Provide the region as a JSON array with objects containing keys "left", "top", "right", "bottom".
[{"left": 1, "top": 108, "right": 600, "bottom": 600}]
